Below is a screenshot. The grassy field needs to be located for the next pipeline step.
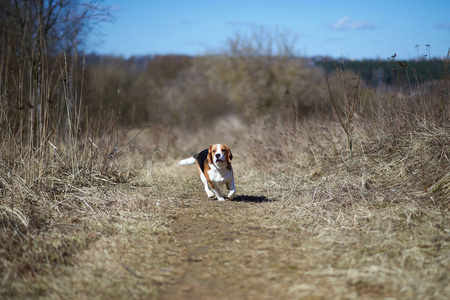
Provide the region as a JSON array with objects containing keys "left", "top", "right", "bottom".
[
  {"left": 1, "top": 112, "right": 449, "bottom": 299},
  {"left": 1, "top": 33, "right": 449, "bottom": 298}
]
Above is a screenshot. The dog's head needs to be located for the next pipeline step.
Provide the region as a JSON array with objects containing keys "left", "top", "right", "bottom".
[{"left": 207, "top": 144, "right": 233, "bottom": 168}]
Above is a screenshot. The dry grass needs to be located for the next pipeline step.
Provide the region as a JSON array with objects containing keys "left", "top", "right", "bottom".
[
  {"left": 2, "top": 113, "right": 449, "bottom": 299},
  {"left": 1, "top": 39, "right": 449, "bottom": 299}
]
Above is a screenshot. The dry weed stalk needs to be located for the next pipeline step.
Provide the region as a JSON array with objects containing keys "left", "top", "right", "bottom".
[
  {"left": 104, "top": 124, "right": 150, "bottom": 171},
  {"left": 325, "top": 56, "right": 362, "bottom": 161}
]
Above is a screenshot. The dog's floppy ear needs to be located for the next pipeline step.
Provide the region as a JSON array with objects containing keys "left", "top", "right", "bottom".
[
  {"left": 207, "top": 145, "right": 213, "bottom": 164},
  {"left": 226, "top": 146, "right": 233, "bottom": 165}
]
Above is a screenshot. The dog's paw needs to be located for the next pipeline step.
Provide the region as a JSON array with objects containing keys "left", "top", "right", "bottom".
[
  {"left": 217, "top": 197, "right": 225, "bottom": 202},
  {"left": 206, "top": 190, "right": 215, "bottom": 198},
  {"left": 227, "top": 191, "right": 235, "bottom": 200}
]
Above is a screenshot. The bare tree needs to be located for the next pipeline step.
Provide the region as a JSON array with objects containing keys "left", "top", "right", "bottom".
[
  {"left": 1, "top": 0, "right": 112, "bottom": 55},
  {"left": 0, "top": 0, "right": 112, "bottom": 147}
]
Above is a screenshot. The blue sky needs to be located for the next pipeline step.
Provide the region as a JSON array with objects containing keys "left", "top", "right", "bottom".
[{"left": 87, "top": 0, "right": 450, "bottom": 60}]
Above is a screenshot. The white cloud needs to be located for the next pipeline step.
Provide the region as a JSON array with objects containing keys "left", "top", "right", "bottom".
[
  {"left": 226, "top": 21, "right": 258, "bottom": 28},
  {"left": 109, "top": 4, "right": 123, "bottom": 11},
  {"left": 435, "top": 22, "right": 450, "bottom": 29},
  {"left": 179, "top": 21, "right": 193, "bottom": 26},
  {"left": 329, "top": 16, "right": 375, "bottom": 31}
]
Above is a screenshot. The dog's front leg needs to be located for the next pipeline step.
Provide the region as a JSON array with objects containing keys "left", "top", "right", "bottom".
[
  {"left": 200, "top": 171, "right": 215, "bottom": 198},
  {"left": 226, "top": 178, "right": 235, "bottom": 200},
  {"left": 209, "top": 182, "right": 225, "bottom": 201}
]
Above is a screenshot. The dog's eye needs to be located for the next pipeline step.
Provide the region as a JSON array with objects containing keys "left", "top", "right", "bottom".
[{"left": 212, "top": 150, "right": 216, "bottom": 153}]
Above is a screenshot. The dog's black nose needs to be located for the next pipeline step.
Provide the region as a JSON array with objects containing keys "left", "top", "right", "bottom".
[{"left": 215, "top": 153, "right": 221, "bottom": 158}]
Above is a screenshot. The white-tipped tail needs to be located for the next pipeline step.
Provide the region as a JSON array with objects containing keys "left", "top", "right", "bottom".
[{"left": 178, "top": 156, "right": 196, "bottom": 166}]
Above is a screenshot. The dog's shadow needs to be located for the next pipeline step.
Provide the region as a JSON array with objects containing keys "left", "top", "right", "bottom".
[{"left": 232, "top": 194, "right": 276, "bottom": 203}]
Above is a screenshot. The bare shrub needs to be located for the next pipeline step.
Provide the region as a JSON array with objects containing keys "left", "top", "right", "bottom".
[{"left": 82, "top": 28, "right": 328, "bottom": 129}]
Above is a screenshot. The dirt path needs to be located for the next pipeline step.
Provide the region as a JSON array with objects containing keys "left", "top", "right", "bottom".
[
  {"left": 45, "top": 170, "right": 316, "bottom": 300},
  {"left": 120, "top": 164, "right": 317, "bottom": 300},
  {"left": 154, "top": 196, "right": 286, "bottom": 300}
]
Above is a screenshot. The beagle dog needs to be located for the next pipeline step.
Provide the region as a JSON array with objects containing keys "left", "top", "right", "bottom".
[{"left": 179, "top": 144, "right": 235, "bottom": 201}]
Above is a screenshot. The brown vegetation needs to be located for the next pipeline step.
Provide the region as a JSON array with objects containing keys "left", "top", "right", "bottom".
[{"left": 1, "top": 10, "right": 450, "bottom": 298}]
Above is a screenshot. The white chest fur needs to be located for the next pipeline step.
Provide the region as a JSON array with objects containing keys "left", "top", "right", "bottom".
[{"left": 207, "top": 164, "right": 233, "bottom": 184}]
